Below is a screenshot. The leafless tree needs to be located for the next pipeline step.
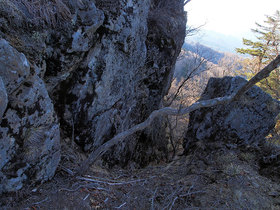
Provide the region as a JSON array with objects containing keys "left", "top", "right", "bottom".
[
  {"left": 166, "top": 45, "right": 215, "bottom": 106},
  {"left": 164, "top": 44, "right": 219, "bottom": 158},
  {"left": 218, "top": 53, "right": 243, "bottom": 77}
]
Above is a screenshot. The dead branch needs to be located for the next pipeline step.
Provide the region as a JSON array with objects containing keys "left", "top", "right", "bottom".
[
  {"left": 115, "top": 202, "right": 127, "bottom": 209},
  {"left": 59, "top": 165, "right": 74, "bottom": 176},
  {"left": 185, "top": 24, "right": 204, "bottom": 37},
  {"left": 76, "top": 55, "right": 280, "bottom": 175},
  {"left": 32, "top": 197, "right": 49, "bottom": 205},
  {"left": 165, "top": 55, "right": 207, "bottom": 106},
  {"left": 170, "top": 196, "right": 179, "bottom": 210},
  {"left": 184, "top": 0, "right": 192, "bottom": 5},
  {"left": 83, "top": 194, "right": 90, "bottom": 201},
  {"left": 76, "top": 176, "right": 156, "bottom": 186},
  {"left": 164, "top": 186, "right": 183, "bottom": 209},
  {"left": 59, "top": 183, "right": 109, "bottom": 192},
  {"left": 151, "top": 187, "right": 158, "bottom": 210},
  {"left": 180, "top": 190, "right": 206, "bottom": 197}
]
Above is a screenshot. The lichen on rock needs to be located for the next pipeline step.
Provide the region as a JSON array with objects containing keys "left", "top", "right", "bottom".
[{"left": 0, "top": 40, "right": 60, "bottom": 193}]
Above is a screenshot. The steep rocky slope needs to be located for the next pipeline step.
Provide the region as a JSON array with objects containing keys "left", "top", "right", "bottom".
[
  {"left": 0, "top": 0, "right": 186, "bottom": 193},
  {"left": 2, "top": 146, "right": 280, "bottom": 209}
]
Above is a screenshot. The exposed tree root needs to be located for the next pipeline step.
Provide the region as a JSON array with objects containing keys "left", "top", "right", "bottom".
[{"left": 76, "top": 55, "right": 280, "bottom": 175}]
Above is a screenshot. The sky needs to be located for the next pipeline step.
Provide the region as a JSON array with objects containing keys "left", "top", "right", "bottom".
[{"left": 185, "top": 0, "right": 279, "bottom": 39}]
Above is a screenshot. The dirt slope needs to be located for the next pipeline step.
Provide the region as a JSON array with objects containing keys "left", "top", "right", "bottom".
[{"left": 2, "top": 142, "right": 280, "bottom": 209}]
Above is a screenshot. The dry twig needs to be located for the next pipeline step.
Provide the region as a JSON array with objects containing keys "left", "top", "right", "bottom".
[
  {"left": 76, "top": 176, "right": 156, "bottom": 186},
  {"left": 151, "top": 187, "right": 158, "bottom": 210},
  {"left": 115, "top": 202, "right": 127, "bottom": 209},
  {"left": 32, "top": 197, "right": 49, "bottom": 205},
  {"left": 59, "top": 183, "right": 108, "bottom": 192}
]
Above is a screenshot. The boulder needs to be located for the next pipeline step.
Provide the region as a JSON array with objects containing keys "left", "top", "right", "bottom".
[
  {"left": 184, "top": 76, "right": 280, "bottom": 152},
  {"left": 0, "top": 40, "right": 60, "bottom": 193}
]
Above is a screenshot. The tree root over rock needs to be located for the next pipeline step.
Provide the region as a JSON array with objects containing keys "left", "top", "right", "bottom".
[{"left": 77, "top": 55, "right": 280, "bottom": 175}]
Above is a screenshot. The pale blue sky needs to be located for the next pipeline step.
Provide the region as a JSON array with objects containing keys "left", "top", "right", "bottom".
[{"left": 185, "top": 0, "right": 279, "bottom": 39}]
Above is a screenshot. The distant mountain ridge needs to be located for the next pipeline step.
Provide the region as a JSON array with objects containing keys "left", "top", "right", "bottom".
[
  {"left": 186, "top": 30, "right": 244, "bottom": 53},
  {"left": 175, "top": 41, "right": 243, "bottom": 83},
  {"left": 182, "top": 42, "right": 224, "bottom": 64}
]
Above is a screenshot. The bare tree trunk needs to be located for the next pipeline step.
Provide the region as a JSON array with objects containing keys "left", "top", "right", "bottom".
[{"left": 76, "top": 55, "right": 280, "bottom": 175}]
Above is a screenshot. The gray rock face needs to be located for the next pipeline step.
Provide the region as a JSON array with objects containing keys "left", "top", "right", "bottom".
[
  {"left": 0, "top": 40, "right": 60, "bottom": 193},
  {"left": 184, "top": 76, "right": 280, "bottom": 152},
  {"left": 0, "top": 0, "right": 186, "bottom": 193},
  {"left": 67, "top": 1, "right": 105, "bottom": 53},
  {"left": 48, "top": 0, "right": 186, "bottom": 167},
  {"left": 0, "top": 39, "right": 30, "bottom": 94}
]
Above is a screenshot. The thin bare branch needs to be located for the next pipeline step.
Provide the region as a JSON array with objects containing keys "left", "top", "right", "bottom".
[
  {"left": 185, "top": 24, "right": 205, "bottom": 37},
  {"left": 184, "top": 0, "right": 192, "bottom": 6},
  {"left": 32, "top": 197, "right": 49, "bottom": 205},
  {"left": 115, "top": 202, "right": 127, "bottom": 209},
  {"left": 59, "top": 184, "right": 109, "bottom": 192},
  {"left": 76, "top": 176, "right": 156, "bottom": 186},
  {"left": 151, "top": 187, "right": 158, "bottom": 210},
  {"left": 83, "top": 194, "right": 90, "bottom": 201},
  {"left": 166, "top": 56, "right": 207, "bottom": 106}
]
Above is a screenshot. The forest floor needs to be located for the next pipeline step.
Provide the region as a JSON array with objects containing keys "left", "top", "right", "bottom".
[{"left": 1, "top": 142, "right": 280, "bottom": 210}]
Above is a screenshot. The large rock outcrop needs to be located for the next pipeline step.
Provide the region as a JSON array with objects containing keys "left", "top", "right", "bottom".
[
  {"left": 48, "top": 0, "right": 186, "bottom": 167},
  {"left": 184, "top": 76, "right": 280, "bottom": 153},
  {"left": 0, "top": 0, "right": 186, "bottom": 192},
  {"left": 0, "top": 39, "right": 60, "bottom": 193}
]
